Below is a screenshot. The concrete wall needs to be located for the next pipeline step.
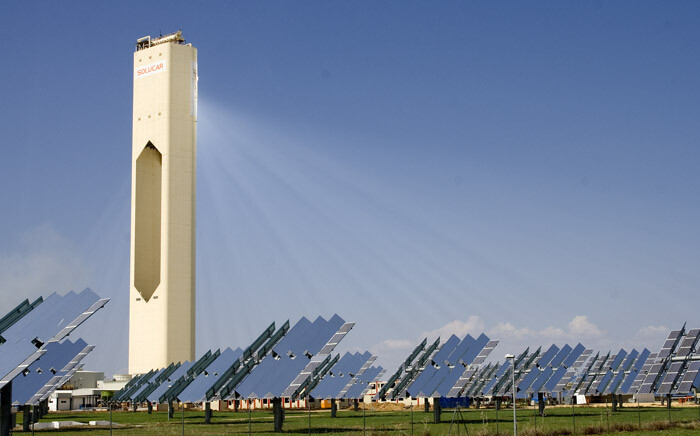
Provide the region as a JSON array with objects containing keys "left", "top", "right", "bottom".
[{"left": 49, "top": 392, "right": 73, "bottom": 412}]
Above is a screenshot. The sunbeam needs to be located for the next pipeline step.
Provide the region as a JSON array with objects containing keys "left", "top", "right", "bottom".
[{"left": 195, "top": 99, "right": 519, "bottom": 369}]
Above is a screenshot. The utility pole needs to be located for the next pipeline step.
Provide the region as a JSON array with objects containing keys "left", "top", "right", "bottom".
[{"left": 506, "top": 354, "right": 517, "bottom": 436}]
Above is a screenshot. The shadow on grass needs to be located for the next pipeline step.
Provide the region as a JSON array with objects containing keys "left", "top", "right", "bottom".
[
  {"left": 15, "top": 425, "right": 138, "bottom": 433},
  {"left": 283, "top": 427, "right": 393, "bottom": 434}
]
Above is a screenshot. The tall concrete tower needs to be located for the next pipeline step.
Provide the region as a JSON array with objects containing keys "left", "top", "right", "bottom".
[{"left": 129, "top": 31, "right": 197, "bottom": 374}]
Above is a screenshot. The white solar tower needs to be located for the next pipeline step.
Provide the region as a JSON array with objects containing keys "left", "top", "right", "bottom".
[{"left": 129, "top": 31, "right": 197, "bottom": 374}]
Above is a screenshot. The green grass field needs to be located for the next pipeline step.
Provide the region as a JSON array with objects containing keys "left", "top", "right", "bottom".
[{"left": 12, "top": 403, "right": 700, "bottom": 435}]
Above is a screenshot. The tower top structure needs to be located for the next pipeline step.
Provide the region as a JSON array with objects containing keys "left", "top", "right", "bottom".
[{"left": 135, "top": 30, "right": 188, "bottom": 51}]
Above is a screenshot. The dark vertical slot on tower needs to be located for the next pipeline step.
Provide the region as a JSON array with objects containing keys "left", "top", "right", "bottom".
[{"left": 134, "top": 141, "right": 162, "bottom": 301}]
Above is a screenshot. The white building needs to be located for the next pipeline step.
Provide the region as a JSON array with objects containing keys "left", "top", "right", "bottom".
[{"left": 47, "top": 371, "right": 128, "bottom": 411}]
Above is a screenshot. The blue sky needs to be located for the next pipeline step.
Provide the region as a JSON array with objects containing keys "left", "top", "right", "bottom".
[{"left": 1, "top": 1, "right": 699, "bottom": 376}]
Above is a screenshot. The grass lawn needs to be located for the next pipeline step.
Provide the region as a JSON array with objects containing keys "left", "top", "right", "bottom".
[{"left": 11, "top": 403, "right": 700, "bottom": 435}]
